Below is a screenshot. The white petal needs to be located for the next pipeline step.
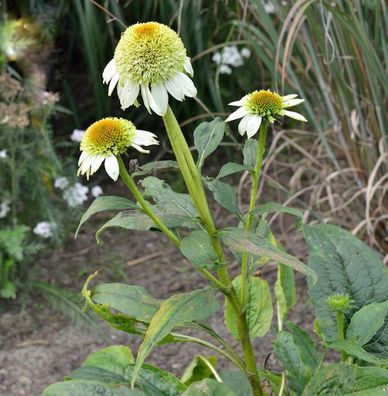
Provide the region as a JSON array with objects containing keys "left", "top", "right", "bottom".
[
  {"left": 282, "top": 98, "right": 305, "bottom": 108},
  {"left": 133, "top": 130, "right": 159, "bottom": 146},
  {"left": 238, "top": 115, "right": 251, "bottom": 136},
  {"left": 90, "top": 154, "right": 105, "bottom": 174},
  {"left": 151, "top": 83, "right": 168, "bottom": 115},
  {"left": 225, "top": 106, "right": 250, "bottom": 122},
  {"left": 102, "top": 59, "right": 116, "bottom": 83},
  {"left": 141, "top": 84, "right": 162, "bottom": 115},
  {"left": 119, "top": 80, "right": 140, "bottom": 110},
  {"left": 164, "top": 78, "right": 184, "bottom": 101},
  {"left": 173, "top": 72, "right": 197, "bottom": 98},
  {"left": 282, "top": 110, "right": 307, "bottom": 122},
  {"left": 246, "top": 116, "right": 262, "bottom": 138},
  {"left": 108, "top": 73, "right": 119, "bottom": 96},
  {"left": 104, "top": 155, "right": 120, "bottom": 181},
  {"left": 282, "top": 94, "right": 298, "bottom": 101},
  {"left": 184, "top": 57, "right": 194, "bottom": 76},
  {"left": 229, "top": 96, "right": 248, "bottom": 106},
  {"left": 132, "top": 144, "right": 150, "bottom": 154},
  {"left": 78, "top": 150, "right": 88, "bottom": 166}
]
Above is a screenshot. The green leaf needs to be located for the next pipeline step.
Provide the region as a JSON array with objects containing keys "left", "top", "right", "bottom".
[
  {"left": 219, "top": 227, "right": 315, "bottom": 281},
  {"left": 180, "top": 230, "right": 219, "bottom": 270},
  {"left": 302, "top": 364, "right": 388, "bottom": 396},
  {"left": 132, "top": 160, "right": 179, "bottom": 177},
  {"left": 225, "top": 275, "right": 273, "bottom": 339},
  {"left": 219, "top": 371, "right": 252, "bottom": 396},
  {"left": 91, "top": 283, "right": 163, "bottom": 323},
  {"left": 328, "top": 340, "right": 388, "bottom": 365},
  {"left": 243, "top": 139, "right": 258, "bottom": 169},
  {"left": 0, "top": 225, "right": 29, "bottom": 260},
  {"left": 346, "top": 301, "right": 388, "bottom": 346},
  {"left": 206, "top": 179, "right": 241, "bottom": 216},
  {"left": 303, "top": 224, "right": 388, "bottom": 356},
  {"left": 274, "top": 264, "right": 297, "bottom": 325},
  {"left": 76, "top": 196, "right": 137, "bottom": 236},
  {"left": 251, "top": 202, "right": 303, "bottom": 220},
  {"left": 181, "top": 355, "right": 217, "bottom": 386},
  {"left": 182, "top": 379, "right": 235, "bottom": 396},
  {"left": 133, "top": 289, "right": 220, "bottom": 387},
  {"left": 43, "top": 381, "right": 142, "bottom": 396},
  {"left": 217, "top": 163, "right": 250, "bottom": 179},
  {"left": 141, "top": 177, "right": 198, "bottom": 218},
  {"left": 194, "top": 118, "right": 225, "bottom": 169}
]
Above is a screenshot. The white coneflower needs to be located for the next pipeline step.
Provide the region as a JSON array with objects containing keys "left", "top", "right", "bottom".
[
  {"left": 77, "top": 117, "right": 158, "bottom": 181},
  {"left": 102, "top": 21, "right": 196, "bottom": 116},
  {"left": 226, "top": 90, "right": 307, "bottom": 138},
  {"left": 33, "top": 221, "right": 55, "bottom": 238}
]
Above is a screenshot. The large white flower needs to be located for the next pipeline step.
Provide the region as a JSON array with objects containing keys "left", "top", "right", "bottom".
[
  {"left": 78, "top": 117, "right": 158, "bottom": 181},
  {"left": 226, "top": 90, "right": 307, "bottom": 138},
  {"left": 103, "top": 21, "right": 196, "bottom": 116}
]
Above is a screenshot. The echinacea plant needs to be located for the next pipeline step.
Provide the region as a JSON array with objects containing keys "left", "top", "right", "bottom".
[{"left": 44, "top": 22, "right": 388, "bottom": 396}]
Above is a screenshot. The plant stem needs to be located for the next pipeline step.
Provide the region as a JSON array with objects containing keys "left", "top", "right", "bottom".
[
  {"left": 240, "top": 123, "right": 268, "bottom": 307},
  {"left": 336, "top": 311, "right": 348, "bottom": 362}
]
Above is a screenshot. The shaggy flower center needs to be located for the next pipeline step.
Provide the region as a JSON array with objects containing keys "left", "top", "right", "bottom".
[
  {"left": 80, "top": 118, "right": 135, "bottom": 156},
  {"left": 246, "top": 90, "right": 283, "bottom": 117},
  {"left": 114, "top": 22, "right": 187, "bottom": 85}
]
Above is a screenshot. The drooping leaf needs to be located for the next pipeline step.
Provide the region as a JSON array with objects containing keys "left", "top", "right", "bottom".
[
  {"left": 302, "top": 364, "right": 388, "bottom": 396},
  {"left": 180, "top": 230, "right": 219, "bottom": 270},
  {"left": 217, "top": 163, "right": 250, "bottom": 179},
  {"left": 182, "top": 379, "right": 235, "bottom": 396},
  {"left": 251, "top": 202, "right": 303, "bottom": 220},
  {"left": 219, "top": 227, "right": 315, "bottom": 281},
  {"left": 91, "top": 283, "right": 163, "bottom": 323},
  {"left": 194, "top": 118, "right": 225, "bottom": 169},
  {"left": 243, "top": 139, "right": 258, "bottom": 169},
  {"left": 346, "top": 301, "right": 388, "bottom": 346},
  {"left": 141, "top": 177, "right": 198, "bottom": 218},
  {"left": 133, "top": 289, "right": 220, "bottom": 387},
  {"left": 303, "top": 224, "right": 388, "bottom": 357},
  {"left": 76, "top": 196, "right": 137, "bottom": 236},
  {"left": 132, "top": 160, "right": 179, "bottom": 177},
  {"left": 225, "top": 275, "right": 273, "bottom": 339},
  {"left": 181, "top": 355, "right": 217, "bottom": 386},
  {"left": 206, "top": 179, "right": 241, "bottom": 216}
]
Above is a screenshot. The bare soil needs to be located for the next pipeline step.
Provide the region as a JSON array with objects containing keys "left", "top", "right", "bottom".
[{"left": 0, "top": 181, "right": 314, "bottom": 396}]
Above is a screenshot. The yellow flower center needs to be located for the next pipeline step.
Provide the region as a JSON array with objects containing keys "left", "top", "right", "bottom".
[
  {"left": 80, "top": 117, "right": 135, "bottom": 156},
  {"left": 114, "top": 22, "right": 187, "bottom": 85},
  {"left": 246, "top": 90, "right": 283, "bottom": 119}
]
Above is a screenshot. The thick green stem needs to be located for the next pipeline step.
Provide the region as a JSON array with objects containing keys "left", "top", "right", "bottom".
[
  {"left": 336, "top": 311, "right": 348, "bottom": 362},
  {"left": 240, "top": 123, "right": 268, "bottom": 307}
]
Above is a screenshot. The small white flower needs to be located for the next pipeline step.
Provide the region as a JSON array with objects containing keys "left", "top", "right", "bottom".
[
  {"left": 263, "top": 1, "right": 277, "bottom": 13},
  {"left": 0, "top": 149, "right": 7, "bottom": 159},
  {"left": 63, "top": 183, "right": 89, "bottom": 207},
  {"left": 222, "top": 46, "right": 243, "bottom": 67},
  {"left": 226, "top": 90, "right": 307, "bottom": 138},
  {"left": 33, "top": 221, "right": 55, "bottom": 238},
  {"left": 91, "top": 185, "right": 103, "bottom": 198},
  {"left": 78, "top": 117, "right": 158, "bottom": 181},
  {"left": 54, "top": 177, "right": 69, "bottom": 190},
  {"left": 103, "top": 22, "right": 196, "bottom": 116},
  {"left": 219, "top": 65, "right": 233, "bottom": 75},
  {"left": 71, "top": 129, "right": 85, "bottom": 142},
  {"left": 212, "top": 52, "right": 222, "bottom": 64},
  {"left": 241, "top": 48, "right": 251, "bottom": 58},
  {"left": 0, "top": 200, "right": 10, "bottom": 219}
]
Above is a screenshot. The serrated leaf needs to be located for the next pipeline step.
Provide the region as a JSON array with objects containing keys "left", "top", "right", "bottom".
[
  {"left": 182, "top": 379, "right": 235, "bottom": 396},
  {"left": 0, "top": 225, "right": 29, "bottom": 260},
  {"left": 219, "top": 227, "right": 315, "bottom": 281},
  {"left": 304, "top": 224, "right": 388, "bottom": 357},
  {"left": 194, "top": 118, "right": 225, "bottom": 169},
  {"left": 302, "top": 364, "right": 388, "bottom": 396},
  {"left": 206, "top": 179, "right": 241, "bottom": 216},
  {"left": 346, "top": 301, "right": 388, "bottom": 346},
  {"left": 251, "top": 202, "right": 303, "bottom": 219},
  {"left": 225, "top": 275, "right": 273, "bottom": 339},
  {"left": 180, "top": 230, "right": 219, "bottom": 270},
  {"left": 243, "top": 139, "right": 258, "bottom": 169},
  {"left": 133, "top": 289, "right": 219, "bottom": 387},
  {"left": 217, "top": 163, "right": 250, "bottom": 179},
  {"left": 76, "top": 196, "right": 137, "bottom": 236},
  {"left": 91, "top": 283, "right": 163, "bottom": 323}
]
